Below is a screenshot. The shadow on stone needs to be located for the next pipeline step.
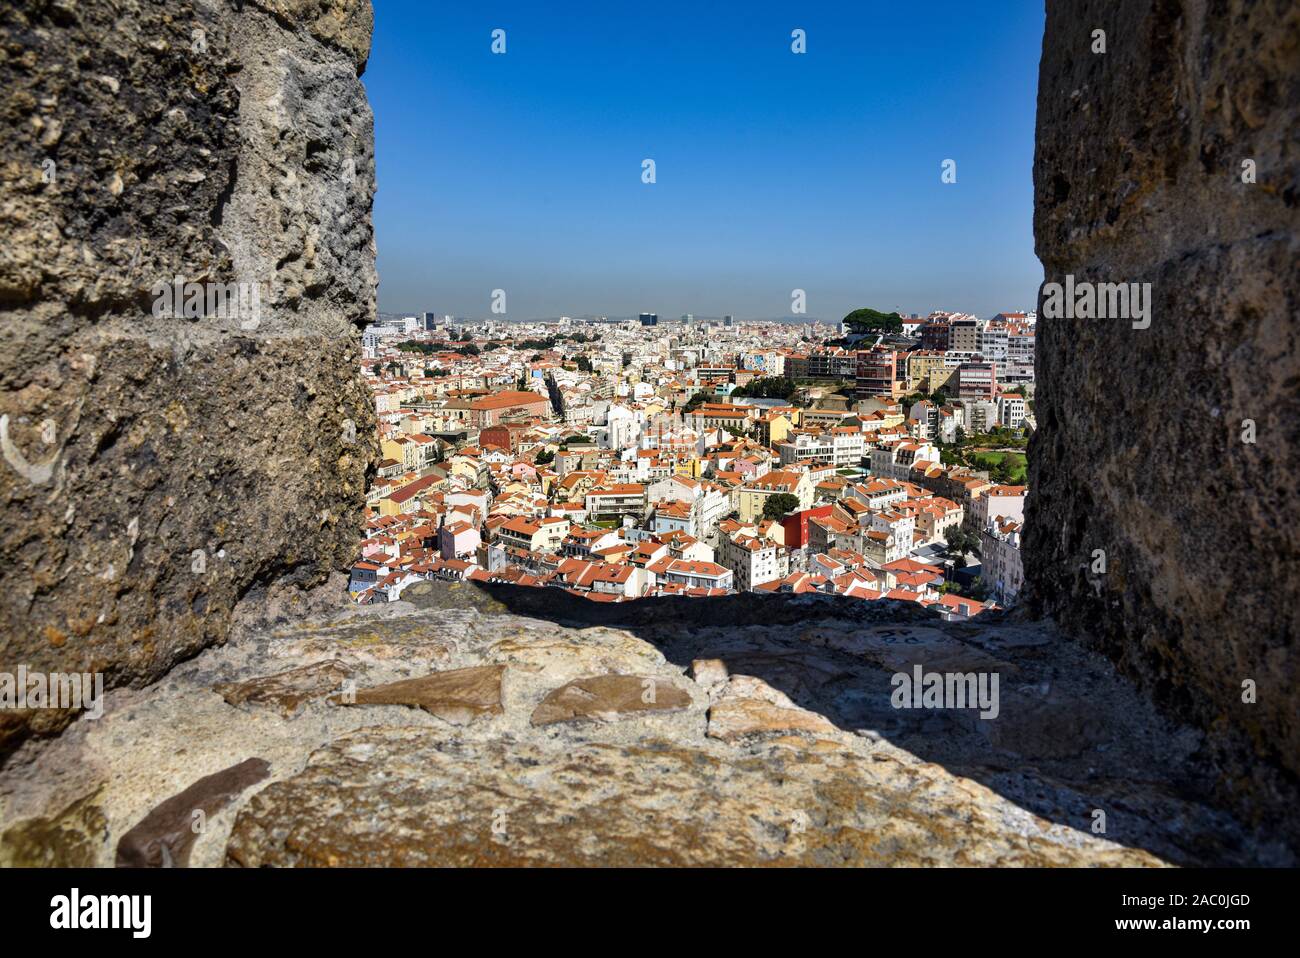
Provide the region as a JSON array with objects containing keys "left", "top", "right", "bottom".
[{"left": 420, "top": 580, "right": 1290, "bottom": 867}]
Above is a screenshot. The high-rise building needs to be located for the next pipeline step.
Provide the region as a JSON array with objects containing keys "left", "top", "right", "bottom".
[
  {"left": 919, "top": 318, "right": 950, "bottom": 351},
  {"left": 723, "top": 314, "right": 734, "bottom": 327},
  {"left": 423, "top": 312, "right": 440, "bottom": 330},
  {"left": 855, "top": 348, "right": 903, "bottom": 399},
  {"left": 957, "top": 362, "right": 998, "bottom": 400},
  {"left": 639, "top": 313, "right": 658, "bottom": 326},
  {"left": 948, "top": 317, "right": 983, "bottom": 353}
]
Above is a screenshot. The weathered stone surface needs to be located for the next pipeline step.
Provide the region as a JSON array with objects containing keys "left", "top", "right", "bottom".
[
  {"left": 330, "top": 666, "right": 505, "bottom": 726},
  {"left": 214, "top": 661, "right": 351, "bottom": 717},
  {"left": 223, "top": 726, "right": 1165, "bottom": 867},
  {"left": 972, "top": 692, "right": 1111, "bottom": 760},
  {"left": 250, "top": 0, "right": 374, "bottom": 67},
  {"left": 706, "top": 674, "right": 839, "bottom": 742},
  {"left": 116, "top": 757, "right": 270, "bottom": 867},
  {"left": 689, "top": 658, "right": 729, "bottom": 693},
  {"left": 0, "top": 581, "right": 1285, "bottom": 866},
  {"left": 811, "top": 625, "right": 1012, "bottom": 675},
  {"left": 487, "top": 627, "right": 666, "bottom": 677},
  {"left": 707, "top": 697, "right": 839, "bottom": 743},
  {"left": 529, "top": 674, "right": 692, "bottom": 726},
  {"left": 268, "top": 615, "right": 457, "bottom": 670},
  {"left": 1029, "top": 0, "right": 1300, "bottom": 837},
  {"left": 0, "top": 0, "right": 377, "bottom": 754},
  {"left": 0, "top": 787, "right": 107, "bottom": 867}
]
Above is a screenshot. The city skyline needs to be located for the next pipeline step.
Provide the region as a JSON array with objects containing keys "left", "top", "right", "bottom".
[
  {"left": 374, "top": 307, "right": 1038, "bottom": 325},
  {"left": 365, "top": 0, "right": 1046, "bottom": 320}
]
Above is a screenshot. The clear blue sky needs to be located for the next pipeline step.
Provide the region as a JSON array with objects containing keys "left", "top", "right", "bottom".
[{"left": 365, "top": 0, "right": 1045, "bottom": 321}]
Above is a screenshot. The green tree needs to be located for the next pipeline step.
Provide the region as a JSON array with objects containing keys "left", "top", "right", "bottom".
[
  {"left": 397, "top": 340, "right": 437, "bottom": 354},
  {"left": 734, "top": 376, "right": 797, "bottom": 400},
  {"left": 945, "top": 526, "right": 981, "bottom": 561},
  {"left": 761, "top": 493, "right": 801, "bottom": 521},
  {"left": 842, "top": 307, "right": 906, "bottom": 335}
]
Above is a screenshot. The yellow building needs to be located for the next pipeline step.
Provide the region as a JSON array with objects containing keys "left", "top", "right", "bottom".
[
  {"left": 377, "top": 474, "right": 441, "bottom": 517},
  {"left": 927, "top": 365, "right": 958, "bottom": 394},
  {"left": 674, "top": 457, "right": 704, "bottom": 479},
  {"left": 380, "top": 436, "right": 420, "bottom": 471},
  {"left": 755, "top": 412, "right": 794, "bottom": 448},
  {"left": 738, "top": 470, "right": 813, "bottom": 522},
  {"left": 447, "top": 454, "right": 483, "bottom": 485},
  {"left": 905, "top": 352, "right": 941, "bottom": 391}
]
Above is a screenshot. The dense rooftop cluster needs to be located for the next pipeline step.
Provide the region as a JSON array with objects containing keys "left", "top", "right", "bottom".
[{"left": 352, "top": 312, "right": 1034, "bottom": 615}]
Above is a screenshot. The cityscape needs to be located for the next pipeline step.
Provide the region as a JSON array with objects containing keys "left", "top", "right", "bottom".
[
  {"left": 1, "top": 0, "right": 1292, "bottom": 926},
  {"left": 352, "top": 308, "right": 1033, "bottom": 613}
]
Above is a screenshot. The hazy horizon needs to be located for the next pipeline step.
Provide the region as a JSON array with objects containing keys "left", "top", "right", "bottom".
[{"left": 365, "top": 1, "right": 1046, "bottom": 321}]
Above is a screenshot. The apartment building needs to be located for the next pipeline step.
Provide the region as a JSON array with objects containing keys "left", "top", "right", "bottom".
[
  {"left": 948, "top": 316, "right": 983, "bottom": 353},
  {"left": 739, "top": 470, "right": 814, "bottom": 522},
  {"left": 855, "top": 348, "right": 904, "bottom": 400},
  {"left": 957, "top": 362, "right": 998, "bottom": 401},
  {"left": 468, "top": 390, "right": 551, "bottom": 428},
  {"left": 800, "top": 350, "right": 858, "bottom": 380},
  {"left": 495, "top": 515, "right": 571, "bottom": 553},
  {"left": 905, "top": 350, "right": 949, "bottom": 393},
  {"left": 997, "top": 394, "right": 1027, "bottom": 429},
  {"left": 1007, "top": 326, "right": 1035, "bottom": 365},
  {"left": 683, "top": 403, "right": 751, "bottom": 432},
  {"left": 719, "top": 532, "right": 789, "bottom": 591},
  {"left": 981, "top": 516, "right": 1024, "bottom": 605},
  {"left": 437, "top": 520, "right": 481, "bottom": 560},
  {"left": 970, "top": 484, "right": 1027, "bottom": 529},
  {"left": 649, "top": 499, "right": 694, "bottom": 536},
  {"left": 775, "top": 429, "right": 864, "bottom": 469},
  {"left": 847, "top": 477, "right": 909, "bottom": 511},
  {"left": 651, "top": 558, "right": 735, "bottom": 591},
  {"left": 867, "top": 508, "right": 916, "bottom": 550},
  {"left": 919, "top": 318, "right": 950, "bottom": 351},
  {"left": 584, "top": 484, "right": 647, "bottom": 521},
  {"left": 977, "top": 322, "right": 1009, "bottom": 362},
  {"left": 859, "top": 528, "right": 907, "bottom": 567},
  {"left": 869, "top": 439, "right": 940, "bottom": 482},
  {"left": 963, "top": 399, "right": 999, "bottom": 433}
]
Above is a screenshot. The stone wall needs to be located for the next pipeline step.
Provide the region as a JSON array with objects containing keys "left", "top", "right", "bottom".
[
  {"left": 0, "top": 0, "right": 377, "bottom": 753},
  {"left": 3, "top": 581, "right": 1278, "bottom": 867},
  {"left": 1027, "top": 0, "right": 1299, "bottom": 829}
]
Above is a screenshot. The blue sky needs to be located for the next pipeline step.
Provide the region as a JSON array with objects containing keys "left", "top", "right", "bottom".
[{"left": 365, "top": 1, "right": 1045, "bottom": 321}]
